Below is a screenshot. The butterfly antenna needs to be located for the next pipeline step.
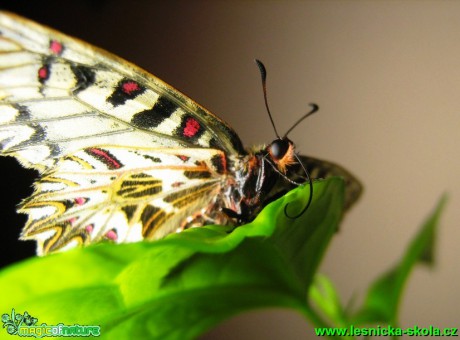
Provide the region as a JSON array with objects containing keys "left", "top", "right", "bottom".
[
  {"left": 255, "top": 59, "right": 280, "bottom": 138},
  {"left": 284, "top": 153, "right": 314, "bottom": 219},
  {"left": 284, "top": 103, "right": 319, "bottom": 137}
]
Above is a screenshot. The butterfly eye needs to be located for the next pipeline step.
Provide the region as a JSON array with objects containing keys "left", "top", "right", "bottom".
[{"left": 268, "top": 138, "right": 290, "bottom": 161}]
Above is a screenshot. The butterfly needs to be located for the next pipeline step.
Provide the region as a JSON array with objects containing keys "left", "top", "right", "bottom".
[{"left": 0, "top": 12, "right": 362, "bottom": 255}]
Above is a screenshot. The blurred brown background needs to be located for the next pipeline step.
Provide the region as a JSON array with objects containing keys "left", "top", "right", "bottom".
[{"left": 0, "top": 1, "right": 458, "bottom": 338}]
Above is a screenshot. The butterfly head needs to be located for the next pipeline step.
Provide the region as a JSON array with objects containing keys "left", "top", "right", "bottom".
[
  {"left": 255, "top": 59, "right": 319, "bottom": 219},
  {"left": 266, "top": 137, "right": 297, "bottom": 174}
]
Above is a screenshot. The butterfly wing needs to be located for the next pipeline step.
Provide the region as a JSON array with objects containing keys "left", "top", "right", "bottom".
[
  {"left": 0, "top": 12, "right": 240, "bottom": 254},
  {"left": 0, "top": 11, "right": 245, "bottom": 171},
  {"left": 300, "top": 156, "right": 363, "bottom": 210},
  {"left": 19, "top": 146, "right": 229, "bottom": 254},
  {"left": 264, "top": 155, "right": 363, "bottom": 213}
]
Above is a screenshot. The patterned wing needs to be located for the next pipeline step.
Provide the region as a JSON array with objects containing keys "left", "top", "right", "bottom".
[
  {"left": 265, "top": 155, "right": 363, "bottom": 212},
  {"left": 300, "top": 156, "right": 363, "bottom": 210},
  {"left": 19, "top": 146, "right": 229, "bottom": 255},
  {"left": 0, "top": 11, "right": 245, "bottom": 172},
  {"left": 0, "top": 12, "right": 239, "bottom": 254}
]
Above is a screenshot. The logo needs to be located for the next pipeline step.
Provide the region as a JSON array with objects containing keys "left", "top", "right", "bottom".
[{"left": 2, "top": 309, "right": 100, "bottom": 337}]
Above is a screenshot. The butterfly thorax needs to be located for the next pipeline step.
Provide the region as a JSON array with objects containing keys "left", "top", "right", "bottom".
[{"left": 219, "top": 138, "right": 299, "bottom": 224}]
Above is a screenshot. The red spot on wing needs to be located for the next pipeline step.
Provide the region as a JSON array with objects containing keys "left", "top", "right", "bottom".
[
  {"left": 85, "top": 224, "right": 94, "bottom": 233},
  {"left": 38, "top": 66, "right": 48, "bottom": 80},
  {"left": 122, "top": 81, "right": 140, "bottom": 95},
  {"left": 88, "top": 148, "right": 121, "bottom": 169},
  {"left": 183, "top": 118, "right": 201, "bottom": 137},
  {"left": 106, "top": 229, "right": 118, "bottom": 241},
  {"left": 68, "top": 217, "right": 77, "bottom": 225},
  {"left": 177, "top": 155, "right": 190, "bottom": 162},
  {"left": 220, "top": 153, "right": 227, "bottom": 173},
  {"left": 50, "top": 40, "right": 63, "bottom": 55},
  {"left": 74, "top": 197, "right": 86, "bottom": 205}
]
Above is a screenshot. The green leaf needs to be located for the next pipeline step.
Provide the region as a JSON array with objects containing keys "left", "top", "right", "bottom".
[
  {"left": 0, "top": 178, "right": 345, "bottom": 339},
  {"left": 352, "top": 195, "right": 447, "bottom": 325},
  {"left": 309, "top": 274, "right": 347, "bottom": 327}
]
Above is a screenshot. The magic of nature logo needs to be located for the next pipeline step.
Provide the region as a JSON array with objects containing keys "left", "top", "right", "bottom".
[{"left": 2, "top": 309, "right": 100, "bottom": 337}]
